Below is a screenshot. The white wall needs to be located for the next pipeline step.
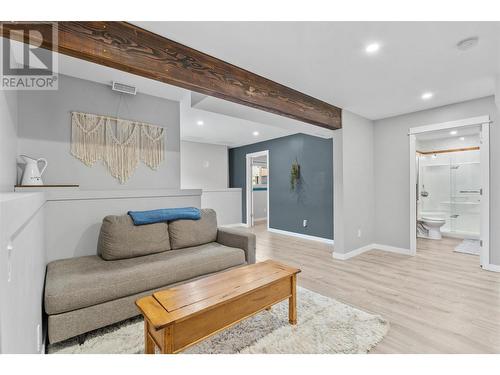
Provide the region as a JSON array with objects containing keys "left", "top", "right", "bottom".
[
  {"left": 496, "top": 75, "right": 500, "bottom": 110},
  {"left": 0, "top": 193, "right": 46, "bottom": 353},
  {"left": 0, "top": 90, "right": 18, "bottom": 192},
  {"left": 332, "top": 130, "right": 344, "bottom": 252},
  {"left": 201, "top": 189, "right": 242, "bottom": 225},
  {"left": 333, "top": 110, "right": 375, "bottom": 254},
  {"left": 180, "top": 140, "right": 228, "bottom": 189},
  {"left": 374, "top": 96, "right": 500, "bottom": 265},
  {"left": 43, "top": 189, "right": 201, "bottom": 262},
  {"left": 180, "top": 141, "right": 243, "bottom": 225},
  {"left": 17, "top": 74, "right": 181, "bottom": 189},
  {"left": 252, "top": 189, "right": 267, "bottom": 220}
]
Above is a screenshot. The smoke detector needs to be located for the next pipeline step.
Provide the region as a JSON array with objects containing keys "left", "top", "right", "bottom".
[
  {"left": 112, "top": 81, "right": 137, "bottom": 95},
  {"left": 456, "top": 37, "right": 479, "bottom": 51}
]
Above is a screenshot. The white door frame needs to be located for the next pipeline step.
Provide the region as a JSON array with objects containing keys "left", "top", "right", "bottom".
[
  {"left": 245, "top": 150, "right": 269, "bottom": 229},
  {"left": 408, "top": 115, "right": 490, "bottom": 267}
]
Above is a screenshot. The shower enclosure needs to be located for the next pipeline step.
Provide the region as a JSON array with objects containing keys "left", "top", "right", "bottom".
[{"left": 418, "top": 150, "right": 480, "bottom": 239}]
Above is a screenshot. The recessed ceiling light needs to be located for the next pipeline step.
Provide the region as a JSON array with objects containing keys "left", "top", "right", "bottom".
[
  {"left": 421, "top": 92, "right": 434, "bottom": 100},
  {"left": 450, "top": 130, "right": 458, "bottom": 135},
  {"left": 365, "top": 43, "right": 380, "bottom": 54},
  {"left": 457, "top": 36, "right": 479, "bottom": 51},
  {"left": 196, "top": 120, "right": 204, "bottom": 126},
  {"left": 252, "top": 131, "right": 260, "bottom": 136},
  {"left": 459, "top": 136, "right": 465, "bottom": 141}
]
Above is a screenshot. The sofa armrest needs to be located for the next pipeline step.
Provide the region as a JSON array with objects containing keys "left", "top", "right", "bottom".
[{"left": 216, "top": 228, "right": 256, "bottom": 264}]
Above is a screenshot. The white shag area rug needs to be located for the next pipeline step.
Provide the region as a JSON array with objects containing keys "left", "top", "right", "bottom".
[{"left": 48, "top": 287, "right": 389, "bottom": 354}]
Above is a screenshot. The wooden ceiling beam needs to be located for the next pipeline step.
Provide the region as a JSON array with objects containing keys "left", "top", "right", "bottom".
[{"left": 1, "top": 21, "right": 342, "bottom": 130}]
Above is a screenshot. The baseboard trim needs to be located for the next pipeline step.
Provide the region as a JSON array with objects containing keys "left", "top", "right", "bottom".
[
  {"left": 267, "top": 227, "right": 334, "bottom": 245},
  {"left": 332, "top": 243, "right": 412, "bottom": 260},
  {"left": 332, "top": 244, "right": 373, "bottom": 260},
  {"left": 372, "top": 243, "right": 412, "bottom": 256},
  {"left": 253, "top": 218, "right": 267, "bottom": 223},
  {"left": 482, "top": 263, "right": 500, "bottom": 273}
]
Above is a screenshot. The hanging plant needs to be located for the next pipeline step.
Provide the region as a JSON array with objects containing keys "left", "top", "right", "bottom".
[{"left": 290, "top": 159, "right": 301, "bottom": 191}]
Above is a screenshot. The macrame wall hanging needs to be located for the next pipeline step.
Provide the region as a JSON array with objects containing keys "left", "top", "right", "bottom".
[{"left": 71, "top": 111, "right": 166, "bottom": 183}]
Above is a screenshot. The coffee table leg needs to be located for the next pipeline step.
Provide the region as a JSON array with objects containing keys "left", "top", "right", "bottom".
[
  {"left": 162, "top": 325, "right": 174, "bottom": 354},
  {"left": 289, "top": 274, "right": 297, "bottom": 325},
  {"left": 144, "top": 320, "right": 155, "bottom": 354}
]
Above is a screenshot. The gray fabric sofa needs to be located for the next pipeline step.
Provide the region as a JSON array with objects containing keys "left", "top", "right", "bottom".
[{"left": 44, "top": 209, "right": 256, "bottom": 344}]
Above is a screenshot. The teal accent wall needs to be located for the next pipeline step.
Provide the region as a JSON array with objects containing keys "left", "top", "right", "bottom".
[{"left": 229, "top": 133, "right": 333, "bottom": 240}]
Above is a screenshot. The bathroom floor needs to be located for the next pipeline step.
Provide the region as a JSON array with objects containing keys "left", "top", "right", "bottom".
[
  {"left": 417, "top": 236, "right": 476, "bottom": 257},
  {"left": 454, "top": 239, "right": 481, "bottom": 255}
]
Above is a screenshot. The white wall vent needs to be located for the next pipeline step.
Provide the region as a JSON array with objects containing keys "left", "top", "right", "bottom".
[{"left": 112, "top": 81, "right": 137, "bottom": 95}]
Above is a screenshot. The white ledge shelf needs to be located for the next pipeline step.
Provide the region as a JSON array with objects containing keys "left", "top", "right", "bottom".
[
  {"left": 202, "top": 188, "right": 242, "bottom": 193},
  {"left": 12, "top": 188, "right": 202, "bottom": 202}
]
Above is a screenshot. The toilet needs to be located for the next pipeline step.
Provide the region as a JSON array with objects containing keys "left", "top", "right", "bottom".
[{"left": 418, "top": 214, "right": 446, "bottom": 240}]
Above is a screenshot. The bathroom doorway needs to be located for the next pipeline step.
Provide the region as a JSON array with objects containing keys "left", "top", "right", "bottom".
[
  {"left": 245, "top": 150, "right": 269, "bottom": 228},
  {"left": 409, "top": 116, "right": 490, "bottom": 269}
]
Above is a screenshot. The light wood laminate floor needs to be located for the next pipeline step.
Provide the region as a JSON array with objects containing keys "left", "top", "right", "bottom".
[{"left": 242, "top": 223, "right": 500, "bottom": 353}]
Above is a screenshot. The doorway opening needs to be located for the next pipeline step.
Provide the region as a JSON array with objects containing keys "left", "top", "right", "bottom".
[
  {"left": 245, "top": 150, "right": 269, "bottom": 228},
  {"left": 409, "top": 116, "right": 490, "bottom": 268}
]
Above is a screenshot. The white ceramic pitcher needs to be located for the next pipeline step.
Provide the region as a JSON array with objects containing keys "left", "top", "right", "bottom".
[{"left": 20, "top": 155, "right": 47, "bottom": 186}]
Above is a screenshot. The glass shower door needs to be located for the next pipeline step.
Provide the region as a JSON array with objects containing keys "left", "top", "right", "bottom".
[{"left": 449, "top": 151, "right": 481, "bottom": 238}]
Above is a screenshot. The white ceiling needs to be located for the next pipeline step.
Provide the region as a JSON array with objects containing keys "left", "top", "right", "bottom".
[
  {"left": 179, "top": 92, "right": 298, "bottom": 147},
  {"left": 190, "top": 94, "right": 334, "bottom": 139},
  {"left": 415, "top": 125, "right": 480, "bottom": 141},
  {"left": 52, "top": 21, "right": 500, "bottom": 146},
  {"left": 134, "top": 21, "right": 500, "bottom": 120},
  {"left": 55, "top": 51, "right": 187, "bottom": 101},
  {"left": 415, "top": 125, "right": 481, "bottom": 152}
]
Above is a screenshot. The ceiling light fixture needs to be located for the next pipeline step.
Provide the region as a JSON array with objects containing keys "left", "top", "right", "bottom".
[
  {"left": 459, "top": 136, "right": 465, "bottom": 141},
  {"left": 450, "top": 130, "right": 458, "bottom": 135},
  {"left": 457, "top": 36, "right": 479, "bottom": 51},
  {"left": 196, "top": 120, "right": 204, "bottom": 126},
  {"left": 365, "top": 43, "right": 380, "bottom": 54},
  {"left": 421, "top": 92, "right": 434, "bottom": 100},
  {"left": 252, "top": 131, "right": 260, "bottom": 136}
]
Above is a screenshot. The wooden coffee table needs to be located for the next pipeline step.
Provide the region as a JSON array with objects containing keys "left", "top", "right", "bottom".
[{"left": 135, "top": 260, "right": 301, "bottom": 354}]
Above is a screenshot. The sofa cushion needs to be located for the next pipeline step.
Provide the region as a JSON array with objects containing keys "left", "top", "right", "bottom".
[
  {"left": 168, "top": 208, "right": 218, "bottom": 250},
  {"left": 45, "top": 242, "right": 246, "bottom": 315},
  {"left": 97, "top": 214, "right": 170, "bottom": 260}
]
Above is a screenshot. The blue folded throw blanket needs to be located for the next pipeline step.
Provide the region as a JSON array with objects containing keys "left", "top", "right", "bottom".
[{"left": 128, "top": 207, "right": 201, "bottom": 225}]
